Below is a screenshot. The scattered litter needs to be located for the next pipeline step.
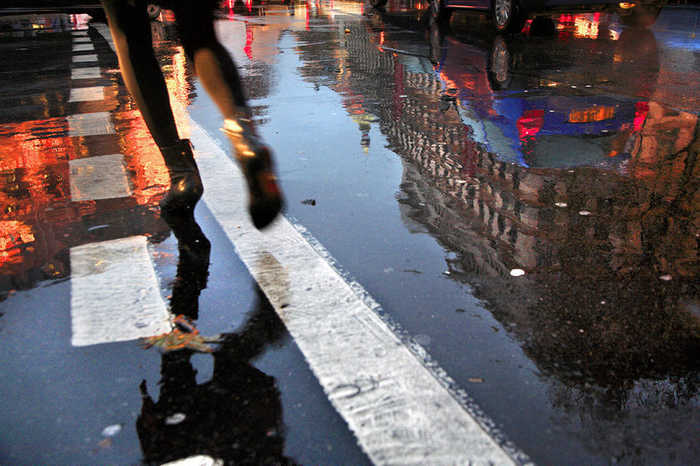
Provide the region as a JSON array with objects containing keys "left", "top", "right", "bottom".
[
  {"left": 101, "top": 424, "right": 122, "bottom": 437},
  {"left": 554, "top": 202, "right": 567, "bottom": 208},
  {"left": 578, "top": 210, "right": 592, "bottom": 216},
  {"left": 165, "top": 413, "right": 187, "bottom": 425},
  {"left": 87, "top": 224, "right": 109, "bottom": 232},
  {"left": 510, "top": 268, "right": 525, "bottom": 277},
  {"left": 456, "top": 308, "right": 466, "bottom": 313},
  {"left": 383, "top": 267, "right": 394, "bottom": 273},
  {"left": 97, "top": 437, "right": 112, "bottom": 449},
  {"left": 443, "top": 270, "right": 451, "bottom": 276},
  {"left": 402, "top": 269, "right": 422, "bottom": 274},
  {"left": 468, "top": 377, "right": 484, "bottom": 383},
  {"left": 659, "top": 274, "right": 672, "bottom": 281},
  {"left": 301, "top": 199, "right": 316, "bottom": 206},
  {"left": 344, "top": 28, "right": 350, "bottom": 33}
]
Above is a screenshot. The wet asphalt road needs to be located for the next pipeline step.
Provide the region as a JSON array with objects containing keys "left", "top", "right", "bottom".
[{"left": 1, "top": 2, "right": 699, "bottom": 465}]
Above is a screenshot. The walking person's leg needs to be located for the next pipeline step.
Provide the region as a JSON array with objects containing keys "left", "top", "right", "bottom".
[
  {"left": 170, "top": 1, "right": 284, "bottom": 229},
  {"left": 101, "top": 0, "right": 202, "bottom": 215}
]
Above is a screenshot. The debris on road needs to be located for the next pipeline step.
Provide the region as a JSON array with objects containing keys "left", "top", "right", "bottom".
[
  {"left": 141, "top": 315, "right": 222, "bottom": 353},
  {"left": 101, "top": 424, "right": 122, "bottom": 437}
]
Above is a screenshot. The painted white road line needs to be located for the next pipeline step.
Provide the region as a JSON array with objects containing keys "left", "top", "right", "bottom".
[
  {"left": 69, "top": 86, "right": 106, "bottom": 103},
  {"left": 67, "top": 111, "right": 115, "bottom": 137},
  {"left": 71, "top": 67, "right": 101, "bottom": 80},
  {"left": 70, "top": 236, "right": 171, "bottom": 347},
  {"left": 189, "top": 119, "right": 526, "bottom": 465},
  {"left": 72, "top": 37, "right": 92, "bottom": 43},
  {"left": 73, "top": 54, "right": 98, "bottom": 63},
  {"left": 69, "top": 154, "right": 132, "bottom": 201},
  {"left": 72, "top": 43, "right": 95, "bottom": 52}
]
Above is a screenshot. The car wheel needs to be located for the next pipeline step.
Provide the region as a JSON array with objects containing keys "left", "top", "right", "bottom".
[
  {"left": 491, "top": 0, "right": 525, "bottom": 33},
  {"left": 147, "top": 4, "right": 161, "bottom": 20},
  {"left": 487, "top": 35, "right": 512, "bottom": 90}
]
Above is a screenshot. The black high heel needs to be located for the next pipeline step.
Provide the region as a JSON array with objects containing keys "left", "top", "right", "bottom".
[
  {"left": 222, "top": 114, "right": 284, "bottom": 230},
  {"left": 159, "top": 139, "right": 203, "bottom": 215}
]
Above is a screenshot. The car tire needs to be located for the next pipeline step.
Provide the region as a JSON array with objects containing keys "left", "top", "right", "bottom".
[
  {"left": 147, "top": 4, "right": 162, "bottom": 20},
  {"left": 491, "top": 0, "right": 526, "bottom": 33}
]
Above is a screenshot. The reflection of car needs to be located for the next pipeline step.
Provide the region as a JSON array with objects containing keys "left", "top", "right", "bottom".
[
  {"left": 437, "top": 20, "right": 658, "bottom": 168},
  {"left": 373, "top": 0, "right": 665, "bottom": 32},
  {"left": 399, "top": 14, "right": 659, "bottom": 168}
]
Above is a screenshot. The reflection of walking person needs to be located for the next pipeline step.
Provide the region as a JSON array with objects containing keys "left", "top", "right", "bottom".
[
  {"left": 138, "top": 211, "right": 293, "bottom": 463},
  {"left": 101, "top": 0, "right": 283, "bottom": 229},
  {"left": 138, "top": 308, "right": 293, "bottom": 464}
]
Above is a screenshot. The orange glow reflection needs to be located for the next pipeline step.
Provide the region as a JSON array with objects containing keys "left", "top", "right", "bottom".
[{"left": 0, "top": 31, "right": 196, "bottom": 278}]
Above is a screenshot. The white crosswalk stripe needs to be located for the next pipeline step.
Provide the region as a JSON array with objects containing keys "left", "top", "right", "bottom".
[
  {"left": 70, "top": 236, "right": 171, "bottom": 347},
  {"left": 69, "top": 154, "right": 132, "bottom": 201},
  {"left": 67, "top": 111, "right": 115, "bottom": 136},
  {"left": 69, "top": 86, "right": 106, "bottom": 102},
  {"left": 71, "top": 66, "right": 102, "bottom": 80},
  {"left": 72, "top": 43, "right": 95, "bottom": 52},
  {"left": 73, "top": 54, "right": 98, "bottom": 63}
]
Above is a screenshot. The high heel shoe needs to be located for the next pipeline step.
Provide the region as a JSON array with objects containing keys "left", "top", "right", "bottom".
[
  {"left": 222, "top": 113, "right": 283, "bottom": 229},
  {"left": 159, "top": 139, "right": 203, "bottom": 215}
]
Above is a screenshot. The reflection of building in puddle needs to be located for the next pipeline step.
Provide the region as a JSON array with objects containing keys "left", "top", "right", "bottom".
[
  {"left": 293, "top": 13, "right": 699, "bottom": 459},
  {"left": 394, "top": 107, "right": 699, "bottom": 462}
]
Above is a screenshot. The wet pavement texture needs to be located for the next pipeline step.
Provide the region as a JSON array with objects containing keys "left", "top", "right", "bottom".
[{"left": 1, "top": 2, "right": 699, "bottom": 465}]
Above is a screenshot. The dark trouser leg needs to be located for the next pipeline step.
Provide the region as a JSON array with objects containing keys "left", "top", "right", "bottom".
[
  {"left": 101, "top": 0, "right": 202, "bottom": 214},
  {"left": 100, "top": 0, "right": 180, "bottom": 147}
]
